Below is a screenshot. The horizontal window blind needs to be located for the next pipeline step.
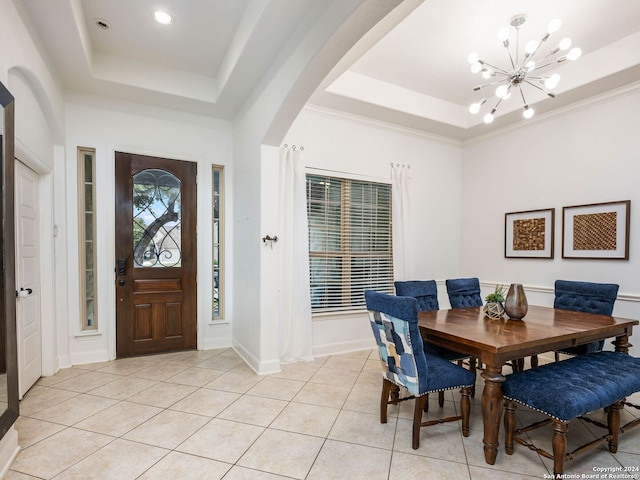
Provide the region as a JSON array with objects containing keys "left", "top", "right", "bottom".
[{"left": 307, "top": 174, "right": 393, "bottom": 312}]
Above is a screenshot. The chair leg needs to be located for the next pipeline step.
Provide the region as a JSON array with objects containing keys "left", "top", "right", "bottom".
[
  {"left": 504, "top": 399, "right": 516, "bottom": 454},
  {"left": 413, "top": 395, "right": 427, "bottom": 449},
  {"left": 530, "top": 354, "right": 538, "bottom": 368},
  {"left": 469, "top": 357, "right": 477, "bottom": 398},
  {"left": 460, "top": 387, "right": 471, "bottom": 437},
  {"left": 554, "top": 351, "right": 560, "bottom": 362},
  {"left": 552, "top": 420, "right": 568, "bottom": 477},
  {"left": 423, "top": 394, "right": 429, "bottom": 412},
  {"left": 608, "top": 400, "right": 623, "bottom": 453},
  {"left": 380, "top": 379, "right": 395, "bottom": 424},
  {"left": 438, "top": 391, "right": 445, "bottom": 407}
]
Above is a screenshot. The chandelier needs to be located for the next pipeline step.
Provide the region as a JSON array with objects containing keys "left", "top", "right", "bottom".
[{"left": 468, "top": 14, "right": 581, "bottom": 124}]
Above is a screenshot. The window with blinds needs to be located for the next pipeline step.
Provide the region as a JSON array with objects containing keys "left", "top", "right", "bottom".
[{"left": 306, "top": 174, "right": 393, "bottom": 313}]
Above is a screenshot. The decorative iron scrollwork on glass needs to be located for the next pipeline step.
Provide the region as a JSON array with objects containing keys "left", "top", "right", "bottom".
[{"left": 133, "top": 169, "right": 182, "bottom": 267}]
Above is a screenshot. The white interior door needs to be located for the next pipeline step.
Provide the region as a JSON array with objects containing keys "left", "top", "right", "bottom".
[{"left": 15, "top": 160, "right": 41, "bottom": 398}]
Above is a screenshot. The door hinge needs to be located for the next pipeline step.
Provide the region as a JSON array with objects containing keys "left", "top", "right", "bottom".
[{"left": 195, "top": 174, "right": 198, "bottom": 185}]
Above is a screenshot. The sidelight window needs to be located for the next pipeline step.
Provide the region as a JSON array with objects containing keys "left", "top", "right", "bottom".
[
  {"left": 212, "top": 166, "right": 224, "bottom": 319},
  {"left": 78, "top": 147, "right": 97, "bottom": 330}
]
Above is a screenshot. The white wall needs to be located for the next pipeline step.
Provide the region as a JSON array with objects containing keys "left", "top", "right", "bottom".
[
  {"left": 285, "top": 106, "right": 463, "bottom": 355},
  {"left": 64, "top": 93, "right": 233, "bottom": 365},
  {"left": 461, "top": 86, "right": 640, "bottom": 356}
]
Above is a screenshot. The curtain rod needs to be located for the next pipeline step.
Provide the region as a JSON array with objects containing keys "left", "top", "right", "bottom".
[{"left": 283, "top": 144, "right": 304, "bottom": 151}]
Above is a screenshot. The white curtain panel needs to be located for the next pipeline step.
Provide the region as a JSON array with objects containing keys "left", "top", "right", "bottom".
[
  {"left": 278, "top": 146, "right": 314, "bottom": 362},
  {"left": 391, "top": 163, "right": 414, "bottom": 280}
]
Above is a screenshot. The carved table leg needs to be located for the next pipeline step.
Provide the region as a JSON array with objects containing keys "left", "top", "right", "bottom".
[
  {"left": 614, "top": 334, "right": 631, "bottom": 354},
  {"left": 481, "top": 364, "right": 505, "bottom": 464}
]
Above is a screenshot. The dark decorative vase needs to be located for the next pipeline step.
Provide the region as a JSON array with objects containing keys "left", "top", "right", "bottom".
[{"left": 504, "top": 283, "right": 528, "bottom": 320}]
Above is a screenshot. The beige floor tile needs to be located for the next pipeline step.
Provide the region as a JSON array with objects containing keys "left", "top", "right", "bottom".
[
  {"left": 353, "top": 369, "right": 382, "bottom": 391},
  {"left": 14, "top": 417, "right": 66, "bottom": 448},
  {"left": 222, "top": 466, "right": 293, "bottom": 479},
  {"left": 394, "top": 417, "right": 465, "bottom": 460},
  {"left": 165, "top": 366, "right": 225, "bottom": 387},
  {"left": 292, "top": 382, "right": 351, "bottom": 409},
  {"left": 53, "top": 438, "right": 169, "bottom": 480},
  {"left": 74, "top": 401, "right": 162, "bottom": 436},
  {"left": 170, "top": 388, "right": 240, "bottom": 417},
  {"left": 245, "top": 376, "right": 305, "bottom": 401},
  {"left": 94, "top": 357, "right": 158, "bottom": 375},
  {"left": 176, "top": 418, "right": 264, "bottom": 463},
  {"left": 238, "top": 429, "right": 324, "bottom": 480},
  {"left": 123, "top": 409, "right": 209, "bottom": 449},
  {"left": 130, "top": 363, "right": 190, "bottom": 381},
  {"left": 35, "top": 368, "right": 87, "bottom": 387},
  {"left": 155, "top": 349, "right": 221, "bottom": 366},
  {"left": 126, "top": 381, "right": 197, "bottom": 408},
  {"left": 309, "top": 367, "right": 359, "bottom": 388},
  {"left": 270, "top": 362, "right": 320, "bottom": 382},
  {"left": 540, "top": 444, "right": 625, "bottom": 477},
  {"left": 270, "top": 402, "right": 340, "bottom": 437},
  {"left": 19, "top": 387, "right": 79, "bottom": 417},
  {"left": 204, "top": 370, "right": 264, "bottom": 393},
  {"left": 48, "top": 371, "right": 121, "bottom": 393},
  {"left": 307, "top": 439, "right": 391, "bottom": 480},
  {"left": 613, "top": 452, "right": 640, "bottom": 477},
  {"left": 137, "top": 451, "right": 232, "bottom": 480},
  {"left": 328, "top": 409, "right": 396, "bottom": 450},
  {"left": 322, "top": 355, "right": 367, "bottom": 372},
  {"left": 342, "top": 386, "right": 385, "bottom": 416},
  {"left": 389, "top": 451, "right": 471, "bottom": 480},
  {"left": 462, "top": 427, "right": 547, "bottom": 476},
  {"left": 86, "top": 376, "right": 158, "bottom": 400},
  {"left": 5, "top": 470, "right": 41, "bottom": 479},
  {"left": 30, "top": 394, "right": 118, "bottom": 426},
  {"left": 217, "top": 395, "right": 288, "bottom": 427},
  {"left": 10, "top": 428, "right": 112, "bottom": 479},
  {"left": 468, "top": 465, "right": 543, "bottom": 480},
  {"left": 196, "top": 354, "right": 245, "bottom": 371}
]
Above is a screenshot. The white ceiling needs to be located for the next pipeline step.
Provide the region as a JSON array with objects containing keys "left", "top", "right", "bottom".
[{"left": 18, "top": 0, "right": 640, "bottom": 141}]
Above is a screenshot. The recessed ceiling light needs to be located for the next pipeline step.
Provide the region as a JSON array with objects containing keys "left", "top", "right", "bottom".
[
  {"left": 95, "top": 18, "right": 111, "bottom": 30},
  {"left": 153, "top": 11, "right": 173, "bottom": 25}
]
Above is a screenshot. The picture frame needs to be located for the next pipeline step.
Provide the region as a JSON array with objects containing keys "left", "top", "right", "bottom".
[
  {"left": 505, "top": 208, "right": 554, "bottom": 258},
  {"left": 562, "top": 200, "right": 630, "bottom": 260}
]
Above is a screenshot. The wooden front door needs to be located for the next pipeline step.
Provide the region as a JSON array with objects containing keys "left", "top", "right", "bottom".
[{"left": 115, "top": 152, "right": 197, "bottom": 357}]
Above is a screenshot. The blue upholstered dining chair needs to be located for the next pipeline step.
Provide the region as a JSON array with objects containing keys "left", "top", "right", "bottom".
[
  {"left": 445, "top": 277, "right": 483, "bottom": 308},
  {"left": 365, "top": 290, "right": 474, "bottom": 450},
  {"left": 446, "top": 277, "right": 529, "bottom": 371},
  {"left": 553, "top": 279, "right": 619, "bottom": 360},
  {"left": 502, "top": 351, "right": 640, "bottom": 477},
  {"left": 395, "top": 280, "right": 477, "bottom": 403}
]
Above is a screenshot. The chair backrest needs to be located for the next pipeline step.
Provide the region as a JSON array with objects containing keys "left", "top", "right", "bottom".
[
  {"left": 364, "top": 290, "right": 428, "bottom": 396},
  {"left": 446, "top": 277, "right": 483, "bottom": 308},
  {"left": 553, "top": 280, "right": 619, "bottom": 316},
  {"left": 394, "top": 280, "right": 439, "bottom": 312}
]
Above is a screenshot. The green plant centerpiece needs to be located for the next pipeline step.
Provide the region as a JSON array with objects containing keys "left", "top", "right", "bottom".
[{"left": 484, "top": 284, "right": 506, "bottom": 319}]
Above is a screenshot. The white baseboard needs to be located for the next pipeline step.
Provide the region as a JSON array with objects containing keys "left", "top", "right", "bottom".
[
  {"left": 313, "top": 338, "right": 375, "bottom": 358},
  {"left": 0, "top": 427, "right": 19, "bottom": 478}
]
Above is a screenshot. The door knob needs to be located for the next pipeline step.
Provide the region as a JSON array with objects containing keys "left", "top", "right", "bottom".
[{"left": 17, "top": 287, "right": 33, "bottom": 298}]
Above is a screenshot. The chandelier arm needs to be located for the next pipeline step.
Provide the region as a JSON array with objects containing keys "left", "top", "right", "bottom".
[
  {"left": 504, "top": 41, "right": 517, "bottom": 71},
  {"left": 474, "top": 78, "right": 509, "bottom": 90},
  {"left": 479, "top": 61, "right": 510, "bottom": 75},
  {"left": 519, "top": 86, "right": 528, "bottom": 106},
  {"left": 522, "top": 80, "right": 555, "bottom": 97},
  {"left": 526, "top": 33, "right": 551, "bottom": 64},
  {"left": 530, "top": 60, "right": 561, "bottom": 72}
]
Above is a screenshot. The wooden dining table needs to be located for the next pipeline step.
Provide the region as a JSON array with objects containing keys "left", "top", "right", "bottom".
[{"left": 417, "top": 305, "right": 638, "bottom": 465}]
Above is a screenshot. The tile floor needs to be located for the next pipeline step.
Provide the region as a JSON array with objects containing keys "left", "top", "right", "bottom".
[{"left": 5, "top": 348, "right": 640, "bottom": 479}]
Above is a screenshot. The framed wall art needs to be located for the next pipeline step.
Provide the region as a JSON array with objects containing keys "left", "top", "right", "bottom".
[
  {"left": 505, "top": 208, "right": 554, "bottom": 258},
  {"left": 562, "top": 200, "right": 630, "bottom": 260}
]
